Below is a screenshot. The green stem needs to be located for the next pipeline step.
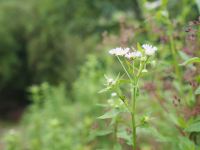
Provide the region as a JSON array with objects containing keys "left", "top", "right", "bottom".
[
  {"left": 167, "top": 18, "right": 182, "bottom": 85},
  {"left": 169, "top": 31, "right": 184, "bottom": 98},
  {"left": 131, "top": 81, "right": 137, "bottom": 150},
  {"left": 117, "top": 56, "right": 145, "bottom": 149},
  {"left": 131, "top": 60, "right": 144, "bottom": 150},
  {"left": 169, "top": 35, "right": 180, "bottom": 81}
]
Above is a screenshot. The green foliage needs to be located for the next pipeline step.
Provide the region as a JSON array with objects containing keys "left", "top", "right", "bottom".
[
  {"left": 4, "top": 130, "right": 22, "bottom": 150},
  {"left": 1, "top": 0, "right": 200, "bottom": 150},
  {"left": 73, "top": 55, "right": 104, "bottom": 105},
  {"left": 3, "top": 55, "right": 110, "bottom": 149},
  {"left": 0, "top": 0, "right": 147, "bottom": 89},
  {"left": 181, "top": 57, "right": 200, "bottom": 66},
  {"left": 185, "top": 121, "right": 200, "bottom": 132},
  {"left": 7, "top": 83, "right": 94, "bottom": 150}
]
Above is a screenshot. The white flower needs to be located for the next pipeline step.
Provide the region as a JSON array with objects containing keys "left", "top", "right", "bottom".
[
  {"left": 142, "top": 44, "right": 157, "bottom": 56},
  {"left": 104, "top": 75, "right": 115, "bottom": 86},
  {"left": 125, "top": 51, "right": 142, "bottom": 59},
  {"left": 109, "top": 47, "right": 130, "bottom": 56},
  {"left": 107, "top": 78, "right": 115, "bottom": 85}
]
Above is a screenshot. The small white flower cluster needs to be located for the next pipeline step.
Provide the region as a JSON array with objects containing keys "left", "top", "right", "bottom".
[
  {"left": 106, "top": 78, "right": 115, "bottom": 86},
  {"left": 108, "top": 44, "right": 157, "bottom": 59},
  {"left": 125, "top": 51, "right": 142, "bottom": 59},
  {"left": 109, "top": 47, "right": 130, "bottom": 56},
  {"left": 142, "top": 44, "right": 157, "bottom": 56}
]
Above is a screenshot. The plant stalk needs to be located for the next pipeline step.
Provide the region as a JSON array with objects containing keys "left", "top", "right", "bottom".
[
  {"left": 131, "top": 81, "right": 137, "bottom": 150},
  {"left": 131, "top": 61, "right": 143, "bottom": 150}
]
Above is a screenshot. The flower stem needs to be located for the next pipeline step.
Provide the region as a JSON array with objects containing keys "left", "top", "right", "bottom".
[
  {"left": 131, "top": 60, "right": 139, "bottom": 150},
  {"left": 131, "top": 81, "right": 137, "bottom": 150},
  {"left": 117, "top": 56, "right": 144, "bottom": 149},
  {"left": 131, "top": 60, "right": 143, "bottom": 150}
]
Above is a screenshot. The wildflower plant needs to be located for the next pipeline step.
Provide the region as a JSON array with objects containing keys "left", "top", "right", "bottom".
[{"left": 99, "top": 43, "right": 158, "bottom": 149}]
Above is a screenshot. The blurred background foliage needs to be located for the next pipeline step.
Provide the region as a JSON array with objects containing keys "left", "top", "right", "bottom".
[{"left": 0, "top": 0, "right": 199, "bottom": 149}]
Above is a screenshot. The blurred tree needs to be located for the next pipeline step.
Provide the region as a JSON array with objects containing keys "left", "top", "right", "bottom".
[{"left": 0, "top": 0, "right": 199, "bottom": 119}]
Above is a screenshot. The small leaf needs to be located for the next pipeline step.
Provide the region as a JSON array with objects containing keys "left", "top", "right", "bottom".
[
  {"left": 180, "top": 57, "right": 200, "bottom": 66},
  {"left": 118, "top": 79, "right": 130, "bottom": 84},
  {"left": 195, "top": 86, "right": 200, "bottom": 95},
  {"left": 95, "top": 129, "right": 113, "bottom": 136},
  {"left": 137, "top": 42, "right": 143, "bottom": 52},
  {"left": 119, "top": 95, "right": 125, "bottom": 101},
  {"left": 98, "top": 109, "right": 119, "bottom": 119},
  {"left": 185, "top": 121, "right": 200, "bottom": 132}
]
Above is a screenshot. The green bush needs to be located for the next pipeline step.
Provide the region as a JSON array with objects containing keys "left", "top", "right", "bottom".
[{"left": 2, "top": 0, "right": 200, "bottom": 149}]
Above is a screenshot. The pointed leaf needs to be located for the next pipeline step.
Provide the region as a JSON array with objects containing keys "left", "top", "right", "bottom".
[
  {"left": 180, "top": 57, "right": 200, "bottom": 66},
  {"left": 98, "top": 109, "right": 119, "bottom": 119},
  {"left": 137, "top": 42, "right": 143, "bottom": 52}
]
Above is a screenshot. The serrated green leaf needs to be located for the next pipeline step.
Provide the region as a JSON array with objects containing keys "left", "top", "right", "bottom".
[
  {"left": 180, "top": 57, "right": 200, "bottom": 66},
  {"left": 185, "top": 121, "right": 200, "bottom": 132},
  {"left": 98, "top": 109, "right": 119, "bottom": 119}
]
